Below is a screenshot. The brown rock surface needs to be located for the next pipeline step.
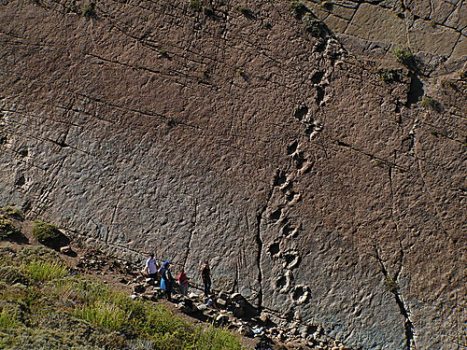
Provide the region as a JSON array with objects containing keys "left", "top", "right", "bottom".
[{"left": 0, "top": 1, "right": 465, "bottom": 349}]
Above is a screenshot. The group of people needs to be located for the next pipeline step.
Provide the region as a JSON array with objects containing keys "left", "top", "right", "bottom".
[{"left": 143, "top": 253, "right": 212, "bottom": 302}]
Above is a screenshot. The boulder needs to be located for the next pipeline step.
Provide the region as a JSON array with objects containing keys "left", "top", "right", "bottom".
[
  {"left": 59, "top": 245, "right": 73, "bottom": 255},
  {"left": 259, "top": 311, "right": 270, "bottom": 324},
  {"left": 229, "top": 293, "right": 246, "bottom": 305},
  {"left": 238, "top": 325, "right": 253, "bottom": 337},
  {"left": 202, "top": 309, "right": 216, "bottom": 318},
  {"left": 214, "top": 313, "right": 229, "bottom": 326},
  {"left": 215, "top": 296, "right": 228, "bottom": 308},
  {"left": 196, "top": 303, "right": 208, "bottom": 311},
  {"left": 188, "top": 292, "right": 199, "bottom": 299},
  {"left": 133, "top": 284, "right": 145, "bottom": 294}
]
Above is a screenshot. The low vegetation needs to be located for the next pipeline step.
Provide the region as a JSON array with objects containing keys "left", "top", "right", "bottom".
[
  {"left": 393, "top": 47, "right": 415, "bottom": 68},
  {"left": 189, "top": 0, "right": 202, "bottom": 11},
  {"left": 420, "top": 96, "right": 442, "bottom": 112},
  {"left": 23, "top": 260, "right": 68, "bottom": 282},
  {"left": 1, "top": 205, "right": 24, "bottom": 220},
  {"left": 31, "top": 220, "right": 60, "bottom": 244},
  {"left": 291, "top": 0, "right": 309, "bottom": 18},
  {"left": 303, "top": 13, "right": 325, "bottom": 38},
  {"left": 237, "top": 7, "right": 256, "bottom": 19},
  {"left": 384, "top": 276, "right": 398, "bottom": 294},
  {"left": 0, "top": 245, "right": 245, "bottom": 349},
  {"left": 0, "top": 216, "right": 20, "bottom": 240},
  {"left": 82, "top": 2, "right": 96, "bottom": 18},
  {"left": 378, "top": 69, "right": 403, "bottom": 84}
]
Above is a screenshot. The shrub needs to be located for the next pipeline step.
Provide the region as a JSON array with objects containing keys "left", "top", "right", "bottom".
[
  {"left": 420, "top": 96, "right": 442, "bottom": 112},
  {"left": 291, "top": 0, "right": 309, "bottom": 18},
  {"left": 393, "top": 47, "right": 415, "bottom": 67},
  {"left": 22, "top": 261, "right": 68, "bottom": 282},
  {"left": 1, "top": 206, "right": 24, "bottom": 220},
  {"left": 82, "top": 2, "right": 96, "bottom": 18},
  {"left": 204, "top": 6, "right": 215, "bottom": 17},
  {"left": 384, "top": 276, "right": 398, "bottom": 294},
  {"left": 378, "top": 69, "right": 402, "bottom": 84},
  {"left": 0, "top": 216, "right": 20, "bottom": 240},
  {"left": 158, "top": 48, "right": 169, "bottom": 58},
  {"left": 32, "top": 221, "right": 60, "bottom": 244},
  {"left": 303, "top": 13, "right": 324, "bottom": 37},
  {"left": 189, "top": 0, "right": 202, "bottom": 11},
  {"left": 237, "top": 7, "right": 255, "bottom": 19}
]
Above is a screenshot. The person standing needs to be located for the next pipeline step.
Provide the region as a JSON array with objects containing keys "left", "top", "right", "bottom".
[
  {"left": 159, "top": 261, "right": 174, "bottom": 301},
  {"left": 177, "top": 268, "right": 189, "bottom": 296},
  {"left": 201, "top": 261, "right": 211, "bottom": 297},
  {"left": 144, "top": 253, "right": 159, "bottom": 280}
]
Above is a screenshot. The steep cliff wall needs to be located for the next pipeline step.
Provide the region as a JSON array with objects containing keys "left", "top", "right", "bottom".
[{"left": 0, "top": 1, "right": 465, "bottom": 349}]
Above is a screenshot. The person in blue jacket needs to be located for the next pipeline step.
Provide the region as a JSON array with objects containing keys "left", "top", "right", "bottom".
[{"left": 159, "top": 260, "right": 174, "bottom": 301}]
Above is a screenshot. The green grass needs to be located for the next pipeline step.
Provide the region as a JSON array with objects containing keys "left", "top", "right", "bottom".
[
  {"left": 0, "top": 246, "right": 247, "bottom": 349},
  {"left": 0, "top": 304, "right": 24, "bottom": 330},
  {"left": 22, "top": 260, "right": 68, "bottom": 282},
  {"left": 73, "top": 301, "right": 130, "bottom": 332},
  {"left": 196, "top": 326, "right": 244, "bottom": 350}
]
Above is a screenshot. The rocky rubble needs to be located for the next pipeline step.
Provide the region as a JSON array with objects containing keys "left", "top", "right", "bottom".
[
  {"left": 129, "top": 276, "right": 351, "bottom": 350},
  {"left": 75, "top": 247, "right": 350, "bottom": 349},
  {"left": 75, "top": 248, "right": 139, "bottom": 276}
]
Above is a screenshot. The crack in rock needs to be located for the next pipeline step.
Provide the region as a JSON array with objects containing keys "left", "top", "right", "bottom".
[{"left": 374, "top": 246, "right": 416, "bottom": 350}]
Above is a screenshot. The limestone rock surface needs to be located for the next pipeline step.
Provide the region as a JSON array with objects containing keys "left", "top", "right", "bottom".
[{"left": 0, "top": 1, "right": 465, "bottom": 349}]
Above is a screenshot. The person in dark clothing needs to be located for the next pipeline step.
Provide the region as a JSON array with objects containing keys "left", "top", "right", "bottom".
[
  {"left": 159, "top": 261, "right": 174, "bottom": 301},
  {"left": 201, "top": 261, "right": 211, "bottom": 297}
]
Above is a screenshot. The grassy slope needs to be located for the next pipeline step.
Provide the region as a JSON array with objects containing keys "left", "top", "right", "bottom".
[{"left": 0, "top": 239, "right": 246, "bottom": 349}]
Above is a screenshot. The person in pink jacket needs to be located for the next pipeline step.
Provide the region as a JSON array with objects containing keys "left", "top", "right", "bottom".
[{"left": 177, "top": 268, "right": 189, "bottom": 296}]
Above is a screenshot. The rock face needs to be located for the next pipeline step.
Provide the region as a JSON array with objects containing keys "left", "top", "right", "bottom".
[{"left": 0, "top": 1, "right": 465, "bottom": 349}]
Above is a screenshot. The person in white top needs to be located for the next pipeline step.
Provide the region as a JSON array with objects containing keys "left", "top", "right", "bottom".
[{"left": 144, "top": 253, "right": 159, "bottom": 279}]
